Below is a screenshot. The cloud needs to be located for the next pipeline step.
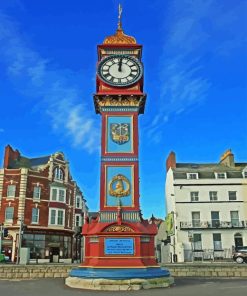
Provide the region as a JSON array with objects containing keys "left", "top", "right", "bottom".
[
  {"left": 149, "top": 0, "right": 246, "bottom": 142},
  {"left": 0, "top": 10, "right": 99, "bottom": 153}
]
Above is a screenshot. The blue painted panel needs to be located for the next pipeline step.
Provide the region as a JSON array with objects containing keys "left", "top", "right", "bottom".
[
  {"left": 105, "top": 238, "right": 134, "bottom": 255},
  {"left": 106, "top": 166, "right": 133, "bottom": 207},
  {"left": 69, "top": 267, "right": 171, "bottom": 279},
  {"left": 106, "top": 116, "right": 133, "bottom": 153}
]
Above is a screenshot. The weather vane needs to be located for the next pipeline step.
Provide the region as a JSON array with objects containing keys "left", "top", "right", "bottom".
[{"left": 118, "top": 3, "right": 123, "bottom": 29}]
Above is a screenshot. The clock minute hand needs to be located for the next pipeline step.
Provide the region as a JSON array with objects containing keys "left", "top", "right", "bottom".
[{"left": 118, "top": 58, "right": 122, "bottom": 72}]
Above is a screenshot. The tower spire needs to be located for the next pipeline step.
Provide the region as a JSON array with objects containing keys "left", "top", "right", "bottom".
[{"left": 118, "top": 4, "right": 123, "bottom": 30}]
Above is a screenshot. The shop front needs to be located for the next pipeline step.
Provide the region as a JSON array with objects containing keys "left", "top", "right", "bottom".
[{"left": 22, "top": 231, "right": 73, "bottom": 262}]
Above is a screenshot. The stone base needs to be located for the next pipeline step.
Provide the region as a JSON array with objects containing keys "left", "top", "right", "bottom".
[{"left": 65, "top": 276, "right": 174, "bottom": 290}]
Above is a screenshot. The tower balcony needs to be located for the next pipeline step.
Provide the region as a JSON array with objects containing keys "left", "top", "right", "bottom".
[{"left": 180, "top": 220, "right": 247, "bottom": 230}]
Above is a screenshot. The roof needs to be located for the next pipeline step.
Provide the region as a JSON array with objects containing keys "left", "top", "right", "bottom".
[
  {"left": 103, "top": 28, "right": 137, "bottom": 45},
  {"left": 8, "top": 155, "right": 50, "bottom": 169},
  {"left": 172, "top": 162, "right": 247, "bottom": 179}
]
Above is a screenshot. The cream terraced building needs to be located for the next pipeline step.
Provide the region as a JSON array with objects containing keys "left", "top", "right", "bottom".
[{"left": 165, "top": 150, "right": 247, "bottom": 263}]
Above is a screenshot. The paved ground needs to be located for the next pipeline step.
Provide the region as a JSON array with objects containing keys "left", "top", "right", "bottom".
[{"left": 0, "top": 278, "right": 247, "bottom": 296}]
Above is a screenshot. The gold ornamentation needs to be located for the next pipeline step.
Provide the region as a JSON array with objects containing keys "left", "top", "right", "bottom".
[
  {"left": 103, "top": 28, "right": 137, "bottom": 45},
  {"left": 109, "top": 174, "right": 130, "bottom": 197},
  {"left": 95, "top": 96, "right": 143, "bottom": 107},
  {"left": 105, "top": 225, "right": 134, "bottom": 232}
]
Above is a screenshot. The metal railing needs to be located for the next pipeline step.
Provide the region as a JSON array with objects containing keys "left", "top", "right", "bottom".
[
  {"left": 180, "top": 220, "right": 246, "bottom": 229},
  {"left": 184, "top": 248, "right": 233, "bottom": 262}
]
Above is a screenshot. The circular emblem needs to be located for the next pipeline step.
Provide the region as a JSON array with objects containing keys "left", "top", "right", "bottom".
[
  {"left": 97, "top": 55, "right": 143, "bottom": 87},
  {"left": 109, "top": 174, "right": 130, "bottom": 197}
]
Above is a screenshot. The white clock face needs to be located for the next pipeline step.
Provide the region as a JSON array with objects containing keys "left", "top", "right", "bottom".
[{"left": 98, "top": 55, "right": 143, "bottom": 87}]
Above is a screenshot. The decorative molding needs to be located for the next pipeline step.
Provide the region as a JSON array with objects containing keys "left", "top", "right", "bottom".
[
  {"left": 94, "top": 94, "right": 146, "bottom": 114},
  {"left": 101, "top": 157, "right": 138, "bottom": 162},
  {"left": 101, "top": 107, "right": 139, "bottom": 112},
  {"left": 104, "top": 225, "right": 134, "bottom": 233}
]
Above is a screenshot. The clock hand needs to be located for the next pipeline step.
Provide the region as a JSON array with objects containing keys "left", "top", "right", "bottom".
[{"left": 118, "top": 58, "right": 122, "bottom": 72}]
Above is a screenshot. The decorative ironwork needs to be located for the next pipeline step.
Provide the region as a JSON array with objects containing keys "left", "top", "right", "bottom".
[{"left": 180, "top": 220, "right": 246, "bottom": 229}]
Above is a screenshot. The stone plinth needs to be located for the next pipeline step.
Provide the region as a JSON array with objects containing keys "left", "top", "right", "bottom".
[
  {"left": 65, "top": 276, "right": 174, "bottom": 290},
  {"left": 65, "top": 266, "right": 174, "bottom": 290}
]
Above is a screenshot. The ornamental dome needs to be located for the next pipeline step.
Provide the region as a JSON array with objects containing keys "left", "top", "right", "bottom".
[{"left": 103, "top": 27, "right": 137, "bottom": 45}]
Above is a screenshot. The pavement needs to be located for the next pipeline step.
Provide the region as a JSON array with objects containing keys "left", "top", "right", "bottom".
[{"left": 0, "top": 277, "right": 247, "bottom": 296}]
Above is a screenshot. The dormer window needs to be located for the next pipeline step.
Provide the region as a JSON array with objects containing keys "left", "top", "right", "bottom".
[
  {"left": 215, "top": 172, "right": 227, "bottom": 179},
  {"left": 54, "top": 167, "right": 64, "bottom": 181},
  {"left": 187, "top": 173, "right": 198, "bottom": 180}
]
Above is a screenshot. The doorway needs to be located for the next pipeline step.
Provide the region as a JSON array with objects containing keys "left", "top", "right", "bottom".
[
  {"left": 49, "top": 247, "right": 60, "bottom": 263},
  {"left": 234, "top": 233, "right": 243, "bottom": 249}
]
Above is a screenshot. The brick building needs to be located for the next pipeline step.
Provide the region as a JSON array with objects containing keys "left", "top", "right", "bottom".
[{"left": 0, "top": 145, "right": 87, "bottom": 263}]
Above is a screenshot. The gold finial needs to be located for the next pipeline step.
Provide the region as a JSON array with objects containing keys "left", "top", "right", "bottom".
[
  {"left": 103, "top": 4, "right": 137, "bottom": 45},
  {"left": 118, "top": 4, "right": 123, "bottom": 30}
]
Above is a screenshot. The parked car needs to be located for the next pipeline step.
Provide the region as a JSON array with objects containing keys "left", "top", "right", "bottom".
[{"left": 233, "top": 246, "right": 247, "bottom": 264}]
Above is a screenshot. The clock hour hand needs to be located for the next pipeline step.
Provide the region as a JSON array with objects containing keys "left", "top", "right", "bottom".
[{"left": 118, "top": 58, "right": 122, "bottom": 72}]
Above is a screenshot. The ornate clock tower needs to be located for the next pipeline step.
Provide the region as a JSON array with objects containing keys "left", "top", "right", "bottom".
[{"left": 66, "top": 7, "right": 172, "bottom": 290}]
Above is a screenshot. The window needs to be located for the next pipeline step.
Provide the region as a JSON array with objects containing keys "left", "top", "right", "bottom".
[
  {"left": 187, "top": 173, "right": 198, "bottom": 180},
  {"left": 33, "top": 186, "right": 41, "bottom": 199},
  {"left": 54, "top": 167, "right": 64, "bottom": 181},
  {"left": 192, "top": 212, "right": 200, "bottom": 227},
  {"left": 190, "top": 192, "right": 199, "bottom": 202},
  {"left": 58, "top": 190, "right": 65, "bottom": 202},
  {"left": 230, "top": 211, "right": 240, "bottom": 227},
  {"left": 228, "top": 191, "right": 237, "bottom": 201},
  {"left": 50, "top": 188, "right": 66, "bottom": 203},
  {"left": 76, "top": 196, "right": 81, "bottom": 208},
  {"left": 7, "top": 185, "right": 16, "bottom": 198},
  {"left": 31, "top": 208, "right": 39, "bottom": 224},
  {"left": 209, "top": 191, "right": 218, "bottom": 201},
  {"left": 193, "top": 234, "right": 202, "bottom": 251},
  {"left": 213, "top": 233, "right": 222, "bottom": 250},
  {"left": 75, "top": 214, "right": 81, "bottom": 226},
  {"left": 215, "top": 173, "right": 226, "bottom": 179},
  {"left": 49, "top": 208, "right": 65, "bottom": 226},
  {"left": 5, "top": 207, "right": 14, "bottom": 222},
  {"left": 211, "top": 211, "right": 220, "bottom": 227},
  {"left": 243, "top": 170, "right": 247, "bottom": 178}
]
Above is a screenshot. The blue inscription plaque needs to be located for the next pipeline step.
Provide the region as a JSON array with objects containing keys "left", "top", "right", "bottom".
[{"left": 105, "top": 238, "right": 134, "bottom": 255}]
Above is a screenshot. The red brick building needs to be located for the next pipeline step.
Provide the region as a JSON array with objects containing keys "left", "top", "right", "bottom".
[{"left": 0, "top": 145, "right": 87, "bottom": 263}]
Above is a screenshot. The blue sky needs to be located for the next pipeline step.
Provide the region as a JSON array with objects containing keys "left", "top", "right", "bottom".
[{"left": 0, "top": 0, "right": 246, "bottom": 218}]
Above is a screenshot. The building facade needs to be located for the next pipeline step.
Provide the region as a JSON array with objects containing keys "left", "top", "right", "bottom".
[
  {"left": 0, "top": 145, "right": 87, "bottom": 263},
  {"left": 165, "top": 150, "right": 247, "bottom": 262}
]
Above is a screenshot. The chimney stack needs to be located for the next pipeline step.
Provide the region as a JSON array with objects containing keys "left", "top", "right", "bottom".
[
  {"left": 220, "top": 149, "right": 235, "bottom": 167},
  {"left": 3, "top": 145, "right": 20, "bottom": 168},
  {"left": 166, "top": 151, "right": 176, "bottom": 172}
]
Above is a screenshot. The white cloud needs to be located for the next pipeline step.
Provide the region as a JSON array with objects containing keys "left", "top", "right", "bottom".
[
  {"left": 148, "top": 0, "right": 246, "bottom": 143},
  {"left": 0, "top": 10, "right": 99, "bottom": 153}
]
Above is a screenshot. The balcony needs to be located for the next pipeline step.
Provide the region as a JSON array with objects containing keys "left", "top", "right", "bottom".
[{"left": 180, "top": 220, "right": 246, "bottom": 230}]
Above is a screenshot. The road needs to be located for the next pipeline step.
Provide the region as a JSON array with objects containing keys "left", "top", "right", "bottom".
[{"left": 0, "top": 277, "right": 246, "bottom": 296}]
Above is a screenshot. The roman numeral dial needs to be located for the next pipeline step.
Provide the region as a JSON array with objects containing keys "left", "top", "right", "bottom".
[{"left": 98, "top": 55, "right": 143, "bottom": 87}]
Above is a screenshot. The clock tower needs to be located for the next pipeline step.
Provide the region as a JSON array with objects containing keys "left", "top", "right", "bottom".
[{"left": 66, "top": 6, "right": 172, "bottom": 290}]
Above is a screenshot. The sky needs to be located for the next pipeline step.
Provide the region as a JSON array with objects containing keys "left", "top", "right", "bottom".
[{"left": 0, "top": 0, "right": 246, "bottom": 219}]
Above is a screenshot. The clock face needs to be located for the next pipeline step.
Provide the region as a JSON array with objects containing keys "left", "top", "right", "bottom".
[{"left": 97, "top": 55, "right": 143, "bottom": 87}]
